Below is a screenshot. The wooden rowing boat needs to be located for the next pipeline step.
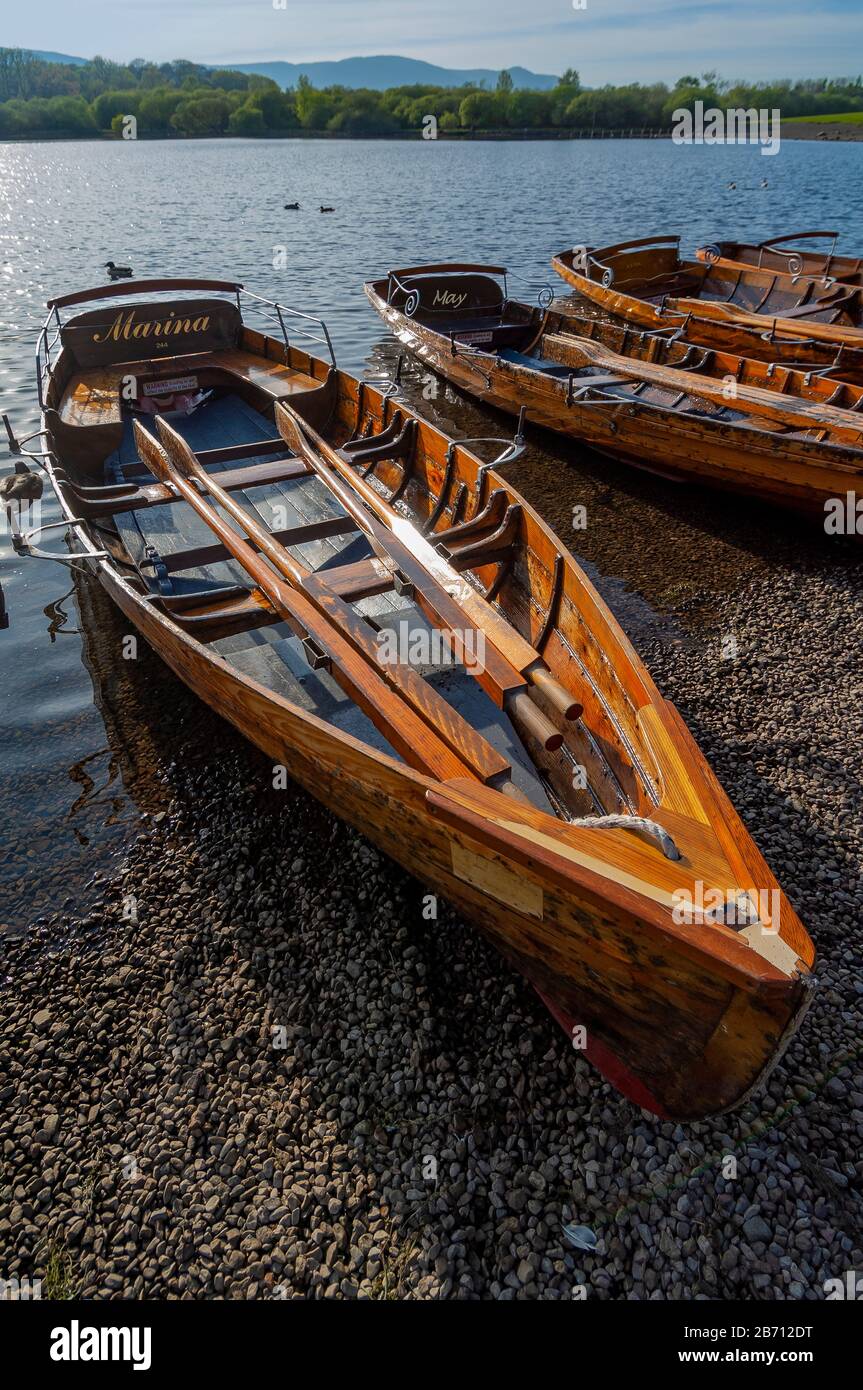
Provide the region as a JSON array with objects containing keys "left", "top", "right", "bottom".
[
  {"left": 10, "top": 276, "right": 815, "bottom": 1119},
  {"left": 364, "top": 263, "right": 863, "bottom": 518},
  {"left": 552, "top": 234, "right": 863, "bottom": 351},
  {"left": 696, "top": 230, "right": 863, "bottom": 286}
]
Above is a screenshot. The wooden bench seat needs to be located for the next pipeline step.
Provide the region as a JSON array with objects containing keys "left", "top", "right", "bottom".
[
  {"left": 58, "top": 351, "right": 320, "bottom": 429},
  {"left": 214, "top": 350, "right": 320, "bottom": 400},
  {"left": 59, "top": 370, "right": 124, "bottom": 428}
]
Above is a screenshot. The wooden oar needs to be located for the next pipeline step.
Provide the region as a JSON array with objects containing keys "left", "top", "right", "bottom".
[
  {"left": 274, "top": 402, "right": 584, "bottom": 736},
  {"left": 137, "top": 419, "right": 526, "bottom": 785},
  {"left": 543, "top": 331, "right": 863, "bottom": 439}
]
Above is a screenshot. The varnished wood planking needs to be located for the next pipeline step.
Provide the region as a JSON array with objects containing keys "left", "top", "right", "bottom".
[
  {"left": 695, "top": 236, "right": 863, "bottom": 287},
  {"left": 97, "top": 563, "right": 807, "bottom": 1119}
]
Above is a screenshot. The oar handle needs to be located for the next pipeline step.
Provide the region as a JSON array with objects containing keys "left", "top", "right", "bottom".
[
  {"left": 505, "top": 691, "right": 563, "bottom": 753},
  {"left": 529, "top": 668, "right": 583, "bottom": 722}
]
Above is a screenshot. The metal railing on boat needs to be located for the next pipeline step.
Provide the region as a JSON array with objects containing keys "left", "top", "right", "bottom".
[
  {"left": 237, "top": 288, "right": 336, "bottom": 368},
  {"left": 35, "top": 278, "right": 337, "bottom": 408},
  {"left": 386, "top": 264, "right": 555, "bottom": 313}
]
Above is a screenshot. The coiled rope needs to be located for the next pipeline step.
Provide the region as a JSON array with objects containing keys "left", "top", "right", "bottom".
[{"left": 569, "top": 815, "right": 681, "bottom": 861}]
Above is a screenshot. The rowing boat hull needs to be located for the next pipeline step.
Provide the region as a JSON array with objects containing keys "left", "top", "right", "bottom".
[
  {"left": 365, "top": 281, "right": 863, "bottom": 519},
  {"left": 89, "top": 554, "right": 811, "bottom": 1121}
]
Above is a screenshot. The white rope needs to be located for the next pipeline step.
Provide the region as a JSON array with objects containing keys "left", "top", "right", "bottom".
[{"left": 569, "top": 814, "right": 681, "bottom": 860}]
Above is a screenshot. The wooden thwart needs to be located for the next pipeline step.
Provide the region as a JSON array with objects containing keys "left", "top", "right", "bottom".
[{"left": 59, "top": 454, "right": 311, "bottom": 519}]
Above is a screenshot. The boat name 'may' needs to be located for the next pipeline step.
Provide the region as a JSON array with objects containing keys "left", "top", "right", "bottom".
[
  {"left": 432, "top": 289, "right": 467, "bottom": 309},
  {"left": 92, "top": 309, "right": 212, "bottom": 344}
]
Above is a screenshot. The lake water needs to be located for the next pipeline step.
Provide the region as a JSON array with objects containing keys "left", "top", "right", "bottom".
[{"left": 1, "top": 135, "right": 861, "bottom": 925}]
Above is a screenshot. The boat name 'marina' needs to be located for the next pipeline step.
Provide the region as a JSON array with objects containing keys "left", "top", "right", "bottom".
[{"left": 92, "top": 309, "right": 212, "bottom": 344}]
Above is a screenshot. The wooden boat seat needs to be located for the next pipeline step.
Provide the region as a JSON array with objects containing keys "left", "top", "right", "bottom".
[
  {"left": 578, "top": 373, "right": 634, "bottom": 390},
  {"left": 59, "top": 370, "right": 124, "bottom": 428},
  {"left": 770, "top": 298, "right": 852, "bottom": 322},
  {"left": 308, "top": 556, "right": 396, "bottom": 602},
  {"left": 58, "top": 352, "right": 319, "bottom": 429},
  {"left": 153, "top": 584, "right": 279, "bottom": 641},
  {"left": 207, "top": 350, "right": 319, "bottom": 401}
]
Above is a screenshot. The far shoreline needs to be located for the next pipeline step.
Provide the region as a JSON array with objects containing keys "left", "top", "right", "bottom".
[{"left": 1, "top": 121, "right": 862, "bottom": 145}]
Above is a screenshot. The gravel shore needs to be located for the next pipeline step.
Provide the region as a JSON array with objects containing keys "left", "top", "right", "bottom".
[
  {"left": 781, "top": 121, "right": 863, "bottom": 142},
  {"left": 2, "top": 512, "right": 862, "bottom": 1301}
]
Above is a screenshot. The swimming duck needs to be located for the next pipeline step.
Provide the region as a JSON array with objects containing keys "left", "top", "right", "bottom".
[
  {"left": 0, "top": 462, "right": 43, "bottom": 504},
  {"left": 727, "top": 182, "right": 736, "bottom": 190},
  {"left": 104, "top": 261, "right": 133, "bottom": 280},
  {"left": 761, "top": 178, "right": 769, "bottom": 189},
  {"left": 284, "top": 201, "right": 300, "bottom": 210},
  {"left": 319, "top": 206, "right": 335, "bottom": 213}
]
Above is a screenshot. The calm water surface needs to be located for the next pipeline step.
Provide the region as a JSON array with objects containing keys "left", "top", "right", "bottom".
[{"left": 1, "top": 136, "right": 861, "bottom": 923}]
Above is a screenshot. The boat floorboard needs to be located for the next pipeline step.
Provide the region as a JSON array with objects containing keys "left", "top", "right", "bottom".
[
  {"left": 214, "top": 605, "right": 555, "bottom": 812},
  {"left": 108, "top": 395, "right": 403, "bottom": 615}
]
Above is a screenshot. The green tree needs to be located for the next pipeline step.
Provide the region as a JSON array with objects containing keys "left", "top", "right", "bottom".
[
  {"left": 496, "top": 70, "right": 514, "bottom": 93},
  {"left": 170, "top": 93, "right": 232, "bottom": 136},
  {"left": 507, "top": 90, "right": 550, "bottom": 127},
  {"left": 327, "top": 91, "right": 396, "bottom": 134},
  {"left": 137, "top": 88, "right": 183, "bottom": 134},
  {"left": 92, "top": 90, "right": 140, "bottom": 128},
  {"left": 256, "top": 86, "right": 298, "bottom": 130},
  {"left": 228, "top": 102, "right": 265, "bottom": 135},
  {"left": 458, "top": 91, "right": 504, "bottom": 129}
]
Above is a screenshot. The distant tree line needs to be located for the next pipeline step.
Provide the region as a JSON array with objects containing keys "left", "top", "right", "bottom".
[{"left": 0, "top": 52, "right": 861, "bottom": 138}]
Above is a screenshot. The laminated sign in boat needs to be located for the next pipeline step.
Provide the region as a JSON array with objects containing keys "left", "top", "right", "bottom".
[{"left": 4, "top": 276, "right": 815, "bottom": 1119}]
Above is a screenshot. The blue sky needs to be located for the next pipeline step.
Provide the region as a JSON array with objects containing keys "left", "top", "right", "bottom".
[{"left": 10, "top": 0, "right": 863, "bottom": 81}]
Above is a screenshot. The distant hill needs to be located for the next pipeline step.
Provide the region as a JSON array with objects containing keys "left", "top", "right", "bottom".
[
  {"left": 227, "top": 56, "right": 559, "bottom": 91},
  {"left": 24, "top": 50, "right": 88, "bottom": 66},
  {"left": 19, "top": 49, "right": 558, "bottom": 91}
]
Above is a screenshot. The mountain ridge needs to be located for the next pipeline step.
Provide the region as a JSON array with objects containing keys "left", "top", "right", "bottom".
[{"left": 20, "top": 50, "right": 559, "bottom": 90}]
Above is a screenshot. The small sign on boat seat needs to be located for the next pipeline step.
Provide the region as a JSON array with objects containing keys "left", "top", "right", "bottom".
[{"left": 143, "top": 376, "right": 199, "bottom": 395}]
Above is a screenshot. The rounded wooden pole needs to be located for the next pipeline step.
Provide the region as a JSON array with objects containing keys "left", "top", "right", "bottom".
[
  {"left": 505, "top": 691, "right": 563, "bottom": 752},
  {"left": 529, "top": 668, "right": 583, "bottom": 722}
]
